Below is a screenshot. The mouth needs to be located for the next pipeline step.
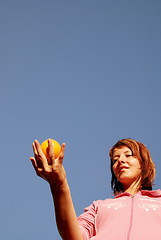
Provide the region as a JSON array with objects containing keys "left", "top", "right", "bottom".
[{"left": 119, "top": 166, "right": 129, "bottom": 172}]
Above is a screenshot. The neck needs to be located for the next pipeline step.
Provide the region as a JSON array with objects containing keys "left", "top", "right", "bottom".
[
  {"left": 123, "top": 179, "right": 141, "bottom": 195},
  {"left": 124, "top": 186, "right": 139, "bottom": 195}
]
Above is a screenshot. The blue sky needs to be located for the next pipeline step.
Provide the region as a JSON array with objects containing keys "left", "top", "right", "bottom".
[{"left": 1, "top": 1, "right": 161, "bottom": 239}]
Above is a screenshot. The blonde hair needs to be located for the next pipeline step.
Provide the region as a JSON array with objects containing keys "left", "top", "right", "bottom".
[{"left": 109, "top": 138, "right": 156, "bottom": 195}]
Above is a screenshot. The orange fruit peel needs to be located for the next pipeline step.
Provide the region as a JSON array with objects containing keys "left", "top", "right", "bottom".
[{"left": 40, "top": 139, "right": 61, "bottom": 159}]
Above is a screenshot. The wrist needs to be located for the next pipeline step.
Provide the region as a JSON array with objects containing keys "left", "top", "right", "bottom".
[{"left": 50, "top": 178, "right": 70, "bottom": 196}]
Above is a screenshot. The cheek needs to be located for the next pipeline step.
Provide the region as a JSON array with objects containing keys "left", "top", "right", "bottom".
[
  {"left": 135, "top": 162, "right": 141, "bottom": 170},
  {"left": 112, "top": 165, "right": 118, "bottom": 176},
  {"left": 128, "top": 159, "right": 141, "bottom": 169},
  {"left": 130, "top": 162, "right": 142, "bottom": 175}
]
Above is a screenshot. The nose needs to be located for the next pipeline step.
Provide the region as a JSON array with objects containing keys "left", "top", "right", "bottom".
[{"left": 118, "top": 155, "right": 126, "bottom": 164}]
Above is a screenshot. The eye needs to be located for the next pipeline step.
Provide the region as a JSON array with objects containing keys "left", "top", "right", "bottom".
[
  {"left": 112, "top": 159, "right": 118, "bottom": 164},
  {"left": 126, "top": 154, "right": 132, "bottom": 158}
]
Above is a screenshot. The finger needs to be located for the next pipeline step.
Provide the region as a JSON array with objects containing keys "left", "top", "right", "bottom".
[
  {"left": 32, "top": 142, "right": 43, "bottom": 168},
  {"left": 58, "top": 143, "right": 66, "bottom": 164},
  {"left": 33, "top": 140, "right": 48, "bottom": 168},
  {"left": 30, "top": 157, "right": 38, "bottom": 170},
  {"left": 34, "top": 140, "right": 47, "bottom": 161},
  {"left": 30, "top": 157, "right": 45, "bottom": 178},
  {"left": 30, "top": 157, "right": 44, "bottom": 173},
  {"left": 32, "top": 142, "right": 38, "bottom": 156},
  {"left": 47, "top": 139, "right": 55, "bottom": 165}
]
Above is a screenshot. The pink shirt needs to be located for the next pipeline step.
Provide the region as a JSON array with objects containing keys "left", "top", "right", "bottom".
[{"left": 77, "top": 190, "right": 161, "bottom": 240}]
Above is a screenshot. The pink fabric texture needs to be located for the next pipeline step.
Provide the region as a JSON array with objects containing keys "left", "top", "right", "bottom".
[{"left": 77, "top": 190, "right": 161, "bottom": 239}]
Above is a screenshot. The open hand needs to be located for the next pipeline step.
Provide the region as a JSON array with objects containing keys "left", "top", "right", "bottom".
[{"left": 30, "top": 139, "right": 67, "bottom": 190}]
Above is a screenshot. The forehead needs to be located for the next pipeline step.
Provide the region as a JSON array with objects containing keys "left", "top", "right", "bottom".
[{"left": 113, "top": 146, "right": 132, "bottom": 156}]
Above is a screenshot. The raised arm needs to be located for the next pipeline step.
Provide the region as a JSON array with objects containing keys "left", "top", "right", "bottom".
[{"left": 30, "top": 139, "right": 83, "bottom": 240}]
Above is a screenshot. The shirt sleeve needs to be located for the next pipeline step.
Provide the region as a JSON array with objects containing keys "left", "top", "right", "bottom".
[{"left": 77, "top": 202, "right": 97, "bottom": 240}]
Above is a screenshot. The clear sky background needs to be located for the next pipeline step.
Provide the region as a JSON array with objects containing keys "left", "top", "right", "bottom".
[{"left": 1, "top": 1, "right": 161, "bottom": 239}]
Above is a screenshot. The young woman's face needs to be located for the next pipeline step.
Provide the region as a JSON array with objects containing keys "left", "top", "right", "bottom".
[{"left": 112, "top": 147, "right": 142, "bottom": 189}]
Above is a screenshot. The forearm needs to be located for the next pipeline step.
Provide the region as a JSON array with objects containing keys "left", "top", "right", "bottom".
[
  {"left": 30, "top": 140, "right": 83, "bottom": 239},
  {"left": 50, "top": 180, "right": 83, "bottom": 240}
]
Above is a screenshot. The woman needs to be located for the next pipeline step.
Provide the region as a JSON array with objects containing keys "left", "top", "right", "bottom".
[{"left": 30, "top": 138, "right": 160, "bottom": 240}]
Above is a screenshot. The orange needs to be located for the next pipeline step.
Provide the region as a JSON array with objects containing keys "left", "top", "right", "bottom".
[{"left": 40, "top": 139, "right": 61, "bottom": 159}]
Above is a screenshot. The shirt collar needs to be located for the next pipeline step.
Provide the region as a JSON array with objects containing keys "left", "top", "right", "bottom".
[{"left": 114, "top": 189, "right": 161, "bottom": 198}]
